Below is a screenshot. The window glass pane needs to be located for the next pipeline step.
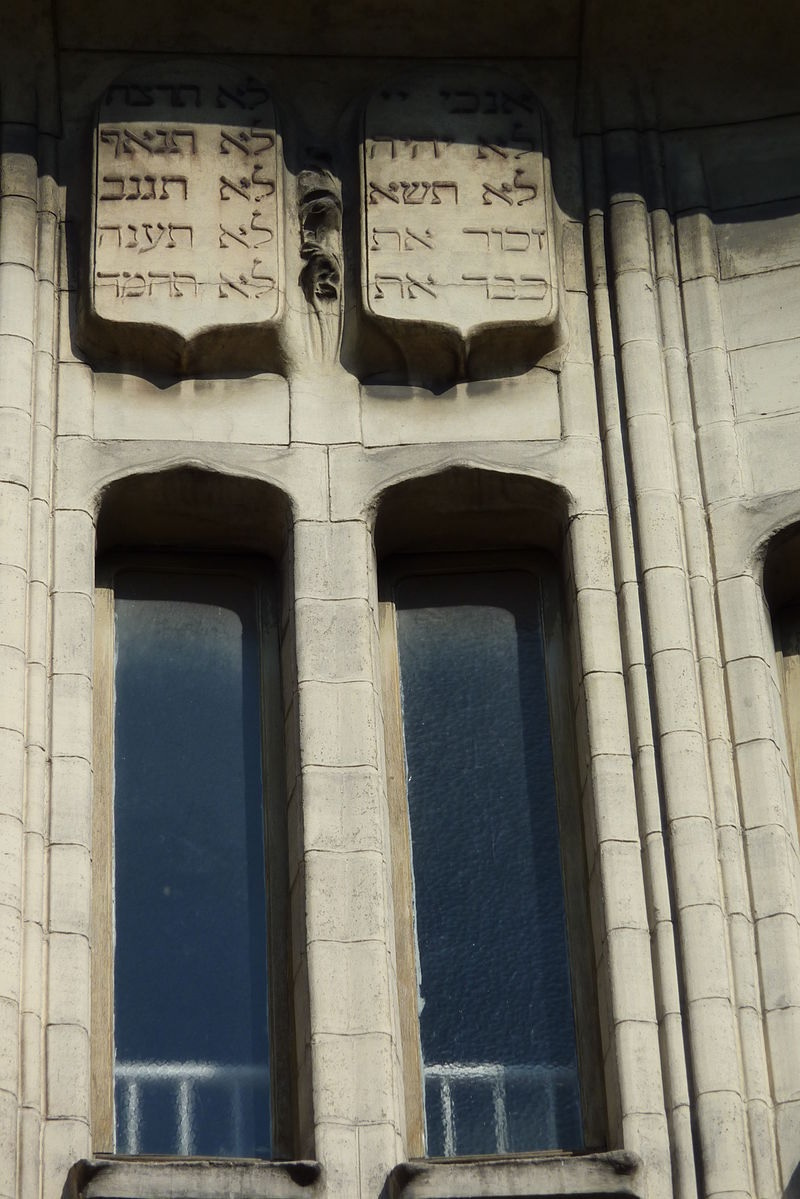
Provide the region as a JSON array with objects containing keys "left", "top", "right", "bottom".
[
  {"left": 113, "top": 570, "right": 271, "bottom": 1158},
  {"left": 396, "top": 570, "right": 582, "bottom": 1156}
]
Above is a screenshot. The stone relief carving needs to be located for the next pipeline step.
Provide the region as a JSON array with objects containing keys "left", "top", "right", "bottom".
[
  {"left": 353, "top": 70, "right": 563, "bottom": 386},
  {"left": 79, "top": 62, "right": 285, "bottom": 374},
  {"left": 78, "top": 64, "right": 561, "bottom": 387},
  {"left": 298, "top": 167, "right": 343, "bottom": 362}
]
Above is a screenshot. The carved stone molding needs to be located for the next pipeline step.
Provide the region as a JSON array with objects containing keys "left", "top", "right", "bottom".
[
  {"left": 387, "top": 1151, "right": 643, "bottom": 1198},
  {"left": 78, "top": 62, "right": 286, "bottom": 374},
  {"left": 64, "top": 1158, "right": 321, "bottom": 1199}
]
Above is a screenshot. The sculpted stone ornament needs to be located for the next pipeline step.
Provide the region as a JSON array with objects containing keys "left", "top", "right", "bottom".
[
  {"left": 358, "top": 71, "right": 562, "bottom": 385},
  {"left": 79, "top": 63, "right": 285, "bottom": 373},
  {"left": 298, "top": 167, "right": 343, "bottom": 362}
]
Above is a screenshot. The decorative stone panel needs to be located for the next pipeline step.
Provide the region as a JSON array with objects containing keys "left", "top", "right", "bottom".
[
  {"left": 356, "top": 70, "right": 562, "bottom": 386},
  {"left": 79, "top": 62, "right": 285, "bottom": 373}
]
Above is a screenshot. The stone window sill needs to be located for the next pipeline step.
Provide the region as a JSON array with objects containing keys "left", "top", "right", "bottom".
[
  {"left": 387, "top": 1150, "right": 643, "bottom": 1198},
  {"left": 65, "top": 1157, "right": 321, "bottom": 1199}
]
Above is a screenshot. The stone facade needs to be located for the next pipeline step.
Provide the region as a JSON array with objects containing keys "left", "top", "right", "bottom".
[{"left": 2, "top": 2, "right": 800, "bottom": 1198}]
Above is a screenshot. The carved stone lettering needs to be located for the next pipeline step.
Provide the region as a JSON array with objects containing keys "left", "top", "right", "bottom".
[
  {"left": 92, "top": 64, "right": 282, "bottom": 350},
  {"left": 362, "top": 73, "right": 555, "bottom": 337}
]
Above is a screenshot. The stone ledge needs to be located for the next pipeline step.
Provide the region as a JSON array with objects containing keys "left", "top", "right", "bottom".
[
  {"left": 64, "top": 1157, "right": 322, "bottom": 1199},
  {"left": 387, "top": 1150, "right": 643, "bottom": 1199}
]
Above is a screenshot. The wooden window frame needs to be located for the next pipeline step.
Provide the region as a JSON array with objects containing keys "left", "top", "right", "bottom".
[
  {"left": 379, "top": 549, "right": 605, "bottom": 1159},
  {"left": 776, "top": 604, "right": 800, "bottom": 816},
  {"left": 92, "top": 551, "right": 295, "bottom": 1159}
]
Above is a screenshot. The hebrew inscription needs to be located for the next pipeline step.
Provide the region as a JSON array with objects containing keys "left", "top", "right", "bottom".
[
  {"left": 362, "top": 76, "right": 555, "bottom": 337},
  {"left": 92, "top": 67, "right": 282, "bottom": 347}
]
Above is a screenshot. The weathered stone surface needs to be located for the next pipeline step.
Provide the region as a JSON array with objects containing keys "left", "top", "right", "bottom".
[
  {"left": 81, "top": 63, "right": 284, "bottom": 372},
  {"left": 730, "top": 341, "right": 800, "bottom": 420},
  {"left": 721, "top": 265, "right": 800, "bottom": 351},
  {"left": 361, "top": 370, "right": 561, "bottom": 446},
  {"left": 93, "top": 372, "right": 290, "bottom": 443},
  {"left": 387, "top": 1151, "right": 643, "bottom": 1198},
  {"left": 65, "top": 1158, "right": 321, "bottom": 1199},
  {"left": 717, "top": 202, "right": 800, "bottom": 280}
]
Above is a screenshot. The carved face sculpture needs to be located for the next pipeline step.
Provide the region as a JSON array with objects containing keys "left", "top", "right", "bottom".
[
  {"left": 311, "top": 255, "right": 340, "bottom": 301},
  {"left": 299, "top": 241, "right": 341, "bottom": 304},
  {"left": 303, "top": 193, "right": 341, "bottom": 237},
  {"left": 298, "top": 172, "right": 343, "bottom": 307}
]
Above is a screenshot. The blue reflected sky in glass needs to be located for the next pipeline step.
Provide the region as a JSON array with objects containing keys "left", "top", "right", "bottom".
[
  {"left": 396, "top": 571, "right": 582, "bottom": 1155},
  {"left": 113, "top": 570, "right": 270, "bottom": 1157}
]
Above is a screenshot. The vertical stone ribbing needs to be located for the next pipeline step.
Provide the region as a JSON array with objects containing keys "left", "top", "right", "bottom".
[
  {"left": 675, "top": 154, "right": 800, "bottom": 1196},
  {"left": 0, "top": 69, "right": 39, "bottom": 1198},
  {"left": 673, "top": 149, "right": 743, "bottom": 510},
  {"left": 42, "top": 149, "right": 94, "bottom": 1192},
  {"left": 582, "top": 134, "right": 695, "bottom": 1199},
  {"left": 597, "top": 129, "right": 751, "bottom": 1199},
  {"left": 41, "top": 504, "right": 95, "bottom": 1193},
  {"left": 645, "top": 134, "right": 780, "bottom": 1199},
  {"left": 17, "top": 130, "right": 60, "bottom": 1199}
]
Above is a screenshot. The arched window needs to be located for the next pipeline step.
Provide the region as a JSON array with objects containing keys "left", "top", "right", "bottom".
[
  {"left": 92, "top": 469, "right": 298, "bottom": 1159},
  {"left": 375, "top": 468, "right": 604, "bottom": 1158}
]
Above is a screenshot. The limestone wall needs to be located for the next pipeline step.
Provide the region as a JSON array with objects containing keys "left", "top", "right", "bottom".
[{"left": 1, "top": 5, "right": 800, "bottom": 1199}]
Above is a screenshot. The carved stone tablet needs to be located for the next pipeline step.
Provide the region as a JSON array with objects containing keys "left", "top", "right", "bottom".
[
  {"left": 85, "top": 63, "right": 283, "bottom": 372},
  {"left": 360, "top": 72, "right": 560, "bottom": 383}
]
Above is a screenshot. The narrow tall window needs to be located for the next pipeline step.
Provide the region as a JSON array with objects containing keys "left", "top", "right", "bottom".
[
  {"left": 96, "top": 561, "right": 287, "bottom": 1159},
  {"left": 383, "top": 561, "right": 589, "bottom": 1158},
  {"left": 778, "top": 604, "right": 800, "bottom": 816}
]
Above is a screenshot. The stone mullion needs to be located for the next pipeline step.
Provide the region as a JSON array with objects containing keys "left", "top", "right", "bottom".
[
  {"left": 601, "top": 129, "right": 752, "bottom": 1199},
  {"left": 292, "top": 510, "right": 404, "bottom": 1199}
]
